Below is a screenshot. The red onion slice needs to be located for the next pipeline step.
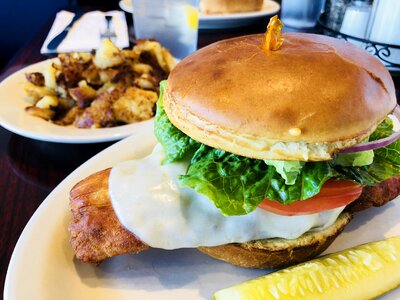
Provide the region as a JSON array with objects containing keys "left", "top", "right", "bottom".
[{"left": 340, "top": 104, "right": 400, "bottom": 154}]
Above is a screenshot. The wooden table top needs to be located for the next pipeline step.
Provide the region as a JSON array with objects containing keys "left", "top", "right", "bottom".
[{"left": 0, "top": 8, "right": 399, "bottom": 296}]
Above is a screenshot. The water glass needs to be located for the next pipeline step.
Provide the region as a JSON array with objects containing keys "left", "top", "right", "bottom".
[
  {"left": 281, "top": 0, "right": 326, "bottom": 28},
  {"left": 132, "top": 0, "right": 200, "bottom": 59}
]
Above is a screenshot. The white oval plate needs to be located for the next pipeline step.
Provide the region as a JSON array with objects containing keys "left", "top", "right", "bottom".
[
  {"left": 0, "top": 59, "right": 154, "bottom": 143},
  {"left": 4, "top": 130, "right": 400, "bottom": 299},
  {"left": 119, "top": 0, "right": 280, "bottom": 30}
]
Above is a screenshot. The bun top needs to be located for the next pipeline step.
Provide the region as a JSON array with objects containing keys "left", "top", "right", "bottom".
[{"left": 164, "top": 33, "right": 396, "bottom": 161}]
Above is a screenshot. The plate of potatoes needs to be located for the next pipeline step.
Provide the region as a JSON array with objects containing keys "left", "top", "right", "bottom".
[{"left": 0, "top": 39, "right": 174, "bottom": 143}]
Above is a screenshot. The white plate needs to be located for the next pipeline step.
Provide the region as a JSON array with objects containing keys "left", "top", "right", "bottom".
[
  {"left": 0, "top": 60, "right": 154, "bottom": 143},
  {"left": 4, "top": 130, "right": 400, "bottom": 299},
  {"left": 119, "top": 0, "right": 280, "bottom": 30}
]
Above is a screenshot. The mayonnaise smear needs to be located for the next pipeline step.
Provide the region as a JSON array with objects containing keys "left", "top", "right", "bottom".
[{"left": 109, "top": 144, "right": 345, "bottom": 249}]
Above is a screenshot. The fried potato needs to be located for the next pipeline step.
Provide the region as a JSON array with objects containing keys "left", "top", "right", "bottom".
[
  {"left": 112, "top": 87, "right": 158, "bottom": 123},
  {"left": 94, "top": 39, "right": 124, "bottom": 69},
  {"left": 25, "top": 106, "right": 56, "bottom": 120},
  {"left": 69, "top": 81, "right": 97, "bottom": 108},
  {"left": 24, "top": 39, "right": 172, "bottom": 127},
  {"left": 24, "top": 81, "right": 56, "bottom": 103}
]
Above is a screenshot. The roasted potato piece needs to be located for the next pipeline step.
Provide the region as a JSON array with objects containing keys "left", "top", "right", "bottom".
[
  {"left": 57, "top": 54, "right": 87, "bottom": 88},
  {"left": 44, "top": 63, "right": 57, "bottom": 89},
  {"left": 54, "top": 106, "right": 83, "bottom": 126},
  {"left": 82, "top": 64, "right": 101, "bottom": 85},
  {"left": 69, "top": 81, "right": 97, "bottom": 108},
  {"left": 94, "top": 39, "right": 124, "bottom": 69},
  {"left": 58, "top": 96, "right": 75, "bottom": 110},
  {"left": 121, "top": 49, "right": 140, "bottom": 61},
  {"left": 133, "top": 40, "right": 175, "bottom": 73},
  {"left": 134, "top": 73, "right": 157, "bottom": 90},
  {"left": 75, "top": 90, "right": 120, "bottom": 128},
  {"left": 132, "top": 63, "right": 153, "bottom": 75},
  {"left": 71, "top": 52, "right": 92, "bottom": 64},
  {"left": 36, "top": 95, "right": 58, "bottom": 109},
  {"left": 25, "top": 72, "right": 44, "bottom": 86},
  {"left": 24, "top": 81, "right": 56, "bottom": 103},
  {"left": 25, "top": 106, "right": 56, "bottom": 121},
  {"left": 112, "top": 87, "right": 158, "bottom": 123}
]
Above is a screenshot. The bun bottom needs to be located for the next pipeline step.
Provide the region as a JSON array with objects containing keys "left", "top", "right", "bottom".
[{"left": 198, "top": 212, "right": 352, "bottom": 269}]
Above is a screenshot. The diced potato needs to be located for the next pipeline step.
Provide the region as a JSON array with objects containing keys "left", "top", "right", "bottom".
[
  {"left": 122, "top": 49, "right": 139, "bottom": 60},
  {"left": 133, "top": 40, "right": 175, "bottom": 72},
  {"left": 112, "top": 87, "right": 158, "bottom": 123},
  {"left": 69, "top": 81, "right": 97, "bottom": 108},
  {"left": 72, "top": 52, "right": 92, "bottom": 64},
  {"left": 54, "top": 106, "right": 83, "bottom": 126},
  {"left": 43, "top": 62, "right": 57, "bottom": 89},
  {"left": 56, "top": 86, "right": 68, "bottom": 98},
  {"left": 25, "top": 72, "right": 44, "bottom": 86},
  {"left": 134, "top": 73, "right": 157, "bottom": 90},
  {"left": 57, "top": 96, "right": 75, "bottom": 110},
  {"left": 133, "top": 63, "right": 153, "bottom": 75},
  {"left": 82, "top": 64, "right": 101, "bottom": 85},
  {"left": 99, "top": 69, "right": 119, "bottom": 83},
  {"left": 25, "top": 106, "right": 55, "bottom": 121},
  {"left": 36, "top": 95, "right": 59, "bottom": 109},
  {"left": 94, "top": 39, "right": 124, "bottom": 69},
  {"left": 24, "top": 81, "right": 56, "bottom": 103}
]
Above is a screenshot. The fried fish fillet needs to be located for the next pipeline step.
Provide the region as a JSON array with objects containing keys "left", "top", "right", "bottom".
[{"left": 69, "top": 171, "right": 400, "bottom": 264}]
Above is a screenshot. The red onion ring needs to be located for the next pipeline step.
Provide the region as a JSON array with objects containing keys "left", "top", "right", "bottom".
[{"left": 340, "top": 104, "right": 400, "bottom": 154}]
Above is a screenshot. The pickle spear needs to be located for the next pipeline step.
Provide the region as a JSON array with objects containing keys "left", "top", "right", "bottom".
[{"left": 214, "top": 236, "right": 400, "bottom": 300}]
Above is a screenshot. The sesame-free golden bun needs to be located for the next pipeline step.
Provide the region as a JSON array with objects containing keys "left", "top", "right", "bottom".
[
  {"left": 200, "top": 0, "right": 263, "bottom": 14},
  {"left": 164, "top": 33, "right": 396, "bottom": 161}
]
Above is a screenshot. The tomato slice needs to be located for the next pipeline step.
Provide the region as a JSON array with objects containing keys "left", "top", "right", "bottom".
[{"left": 259, "top": 180, "right": 363, "bottom": 216}]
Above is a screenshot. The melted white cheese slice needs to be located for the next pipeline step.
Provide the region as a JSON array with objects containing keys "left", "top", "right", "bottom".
[{"left": 109, "top": 144, "right": 345, "bottom": 250}]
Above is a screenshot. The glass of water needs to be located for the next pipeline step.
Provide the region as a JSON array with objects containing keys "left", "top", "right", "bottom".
[
  {"left": 132, "top": 0, "right": 200, "bottom": 59},
  {"left": 281, "top": 0, "right": 326, "bottom": 28}
]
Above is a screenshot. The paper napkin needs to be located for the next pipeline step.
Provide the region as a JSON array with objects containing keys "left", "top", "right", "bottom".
[{"left": 41, "top": 10, "right": 130, "bottom": 54}]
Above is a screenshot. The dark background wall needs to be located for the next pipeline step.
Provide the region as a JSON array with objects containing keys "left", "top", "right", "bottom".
[
  {"left": 0, "top": 0, "right": 119, "bottom": 72},
  {"left": 0, "top": 0, "right": 68, "bottom": 70}
]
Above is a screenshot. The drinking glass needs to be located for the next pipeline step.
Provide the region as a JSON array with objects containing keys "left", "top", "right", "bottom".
[
  {"left": 281, "top": 0, "right": 326, "bottom": 28},
  {"left": 132, "top": 0, "right": 200, "bottom": 59}
]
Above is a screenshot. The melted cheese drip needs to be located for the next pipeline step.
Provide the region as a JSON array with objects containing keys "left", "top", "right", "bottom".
[{"left": 109, "top": 144, "right": 345, "bottom": 250}]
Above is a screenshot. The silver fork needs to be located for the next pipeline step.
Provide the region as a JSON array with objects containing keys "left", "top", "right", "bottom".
[{"left": 100, "top": 15, "right": 117, "bottom": 41}]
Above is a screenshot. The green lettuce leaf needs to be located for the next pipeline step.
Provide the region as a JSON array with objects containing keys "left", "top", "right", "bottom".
[
  {"left": 154, "top": 81, "right": 200, "bottom": 163},
  {"left": 369, "top": 117, "right": 400, "bottom": 165},
  {"left": 264, "top": 160, "right": 305, "bottom": 185},
  {"left": 333, "top": 117, "right": 400, "bottom": 184},
  {"left": 334, "top": 150, "right": 374, "bottom": 167},
  {"left": 179, "top": 145, "right": 335, "bottom": 215}
]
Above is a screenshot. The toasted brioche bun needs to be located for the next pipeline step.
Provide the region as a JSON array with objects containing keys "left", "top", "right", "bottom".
[
  {"left": 164, "top": 33, "right": 396, "bottom": 161},
  {"left": 200, "top": 0, "right": 263, "bottom": 14},
  {"left": 198, "top": 212, "right": 352, "bottom": 269}
]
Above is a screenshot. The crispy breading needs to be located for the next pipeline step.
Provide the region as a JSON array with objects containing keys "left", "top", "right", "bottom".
[
  {"left": 69, "top": 169, "right": 148, "bottom": 264},
  {"left": 346, "top": 176, "right": 400, "bottom": 212},
  {"left": 69, "top": 169, "right": 400, "bottom": 265}
]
